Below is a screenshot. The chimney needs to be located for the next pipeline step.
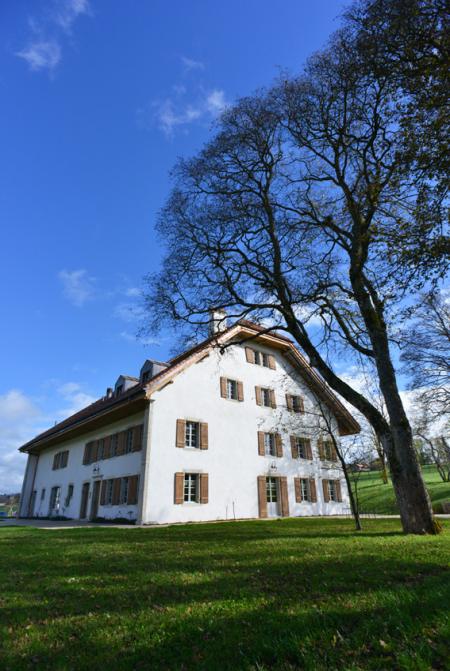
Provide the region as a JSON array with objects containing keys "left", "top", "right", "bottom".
[
  {"left": 208, "top": 308, "right": 228, "bottom": 336},
  {"left": 106, "top": 387, "right": 113, "bottom": 398}
]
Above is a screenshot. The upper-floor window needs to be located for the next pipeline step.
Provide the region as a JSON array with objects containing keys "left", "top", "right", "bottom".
[
  {"left": 320, "top": 439, "right": 338, "bottom": 462},
  {"left": 125, "top": 428, "right": 133, "bottom": 453},
  {"left": 98, "top": 438, "right": 105, "bottom": 460},
  {"left": 227, "top": 379, "right": 238, "bottom": 400},
  {"left": 52, "top": 450, "right": 69, "bottom": 470},
  {"left": 286, "top": 394, "right": 304, "bottom": 413},
  {"left": 120, "top": 477, "right": 129, "bottom": 504},
  {"left": 264, "top": 433, "right": 276, "bottom": 457},
  {"left": 110, "top": 433, "right": 118, "bottom": 457},
  {"left": 291, "top": 436, "right": 312, "bottom": 460},
  {"left": 261, "top": 388, "right": 272, "bottom": 407},
  {"left": 185, "top": 421, "right": 199, "bottom": 448},
  {"left": 255, "top": 386, "right": 276, "bottom": 408},
  {"left": 220, "top": 377, "right": 244, "bottom": 401},
  {"left": 245, "top": 347, "right": 276, "bottom": 369}
]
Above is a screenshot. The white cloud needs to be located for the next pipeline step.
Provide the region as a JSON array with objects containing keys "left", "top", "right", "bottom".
[
  {"left": 59, "top": 269, "right": 95, "bottom": 307},
  {"left": 120, "top": 331, "right": 160, "bottom": 346},
  {"left": 181, "top": 56, "right": 205, "bottom": 72},
  {"left": 16, "top": 40, "right": 61, "bottom": 72},
  {"left": 125, "top": 287, "right": 141, "bottom": 298},
  {"left": 56, "top": 382, "right": 96, "bottom": 417},
  {"left": 206, "top": 89, "right": 228, "bottom": 115},
  {"left": 16, "top": 0, "right": 91, "bottom": 73}
]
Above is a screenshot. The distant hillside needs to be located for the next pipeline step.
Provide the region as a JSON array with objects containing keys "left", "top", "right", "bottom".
[{"left": 353, "top": 465, "right": 450, "bottom": 514}]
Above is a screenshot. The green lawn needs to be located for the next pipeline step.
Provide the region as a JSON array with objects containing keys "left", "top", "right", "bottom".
[
  {"left": 1, "top": 519, "right": 449, "bottom": 670},
  {"left": 354, "top": 465, "right": 450, "bottom": 515}
]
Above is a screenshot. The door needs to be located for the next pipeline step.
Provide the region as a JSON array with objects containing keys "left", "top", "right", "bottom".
[
  {"left": 266, "top": 477, "right": 280, "bottom": 517},
  {"left": 80, "top": 482, "right": 90, "bottom": 519},
  {"left": 89, "top": 480, "right": 101, "bottom": 520},
  {"left": 49, "top": 486, "right": 61, "bottom": 517}
]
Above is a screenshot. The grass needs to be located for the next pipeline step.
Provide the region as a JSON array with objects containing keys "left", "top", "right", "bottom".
[
  {"left": 354, "top": 465, "right": 450, "bottom": 514},
  {"left": 0, "top": 519, "right": 449, "bottom": 671}
]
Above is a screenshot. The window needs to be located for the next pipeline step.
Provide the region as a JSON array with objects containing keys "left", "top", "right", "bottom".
[
  {"left": 184, "top": 474, "right": 199, "bottom": 502},
  {"left": 300, "top": 479, "right": 309, "bottom": 501},
  {"left": 49, "top": 486, "right": 61, "bottom": 514},
  {"left": 328, "top": 480, "right": 337, "bottom": 502},
  {"left": 323, "top": 440, "right": 337, "bottom": 461},
  {"left": 261, "top": 388, "right": 271, "bottom": 407},
  {"left": 125, "top": 429, "right": 133, "bottom": 454},
  {"left": 65, "top": 484, "right": 74, "bottom": 507},
  {"left": 106, "top": 479, "right": 114, "bottom": 505},
  {"left": 120, "top": 477, "right": 129, "bottom": 504},
  {"left": 227, "top": 379, "right": 238, "bottom": 400},
  {"left": 110, "top": 433, "right": 118, "bottom": 457},
  {"left": 266, "top": 477, "right": 278, "bottom": 503},
  {"left": 142, "top": 371, "right": 150, "bottom": 383},
  {"left": 286, "top": 394, "right": 304, "bottom": 413},
  {"left": 53, "top": 450, "right": 69, "bottom": 470},
  {"left": 264, "top": 433, "right": 276, "bottom": 456},
  {"left": 40, "top": 488, "right": 46, "bottom": 501},
  {"left": 98, "top": 438, "right": 105, "bottom": 461},
  {"left": 185, "top": 421, "right": 199, "bottom": 448},
  {"left": 295, "top": 437, "right": 309, "bottom": 459},
  {"left": 116, "top": 384, "right": 123, "bottom": 396}
]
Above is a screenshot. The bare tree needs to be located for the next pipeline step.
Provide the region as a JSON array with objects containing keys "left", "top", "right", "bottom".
[{"left": 145, "top": 13, "right": 447, "bottom": 534}]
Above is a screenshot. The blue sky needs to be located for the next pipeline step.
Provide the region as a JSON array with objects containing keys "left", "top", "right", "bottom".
[{"left": 0, "top": 0, "right": 349, "bottom": 491}]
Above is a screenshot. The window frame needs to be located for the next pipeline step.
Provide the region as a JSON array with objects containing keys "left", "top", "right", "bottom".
[
  {"left": 64, "top": 484, "right": 74, "bottom": 507},
  {"left": 261, "top": 387, "right": 271, "bottom": 407},
  {"left": 266, "top": 477, "right": 278, "bottom": 503},
  {"left": 184, "top": 473, "right": 199, "bottom": 503},
  {"left": 328, "top": 480, "right": 337, "bottom": 502},
  {"left": 106, "top": 479, "right": 114, "bottom": 505},
  {"left": 120, "top": 477, "right": 129, "bottom": 505},
  {"left": 226, "top": 378, "right": 238, "bottom": 400},
  {"left": 185, "top": 421, "right": 200, "bottom": 449},
  {"left": 264, "top": 433, "right": 276, "bottom": 457},
  {"left": 125, "top": 428, "right": 133, "bottom": 454}
]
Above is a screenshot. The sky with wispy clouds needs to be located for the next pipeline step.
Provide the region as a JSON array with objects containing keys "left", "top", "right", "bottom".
[{"left": 0, "top": 0, "right": 351, "bottom": 491}]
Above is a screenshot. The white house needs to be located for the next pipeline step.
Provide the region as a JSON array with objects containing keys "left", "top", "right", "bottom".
[{"left": 18, "top": 316, "right": 360, "bottom": 524}]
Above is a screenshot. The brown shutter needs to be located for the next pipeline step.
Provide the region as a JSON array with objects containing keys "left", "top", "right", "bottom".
[
  {"left": 91, "top": 440, "right": 99, "bottom": 462},
  {"left": 298, "top": 396, "right": 305, "bottom": 413},
  {"left": 100, "top": 480, "right": 107, "bottom": 505},
  {"left": 103, "top": 435, "right": 111, "bottom": 459},
  {"left": 200, "top": 423, "right": 209, "bottom": 450},
  {"left": 257, "top": 476, "right": 267, "bottom": 518},
  {"left": 331, "top": 444, "right": 338, "bottom": 462},
  {"left": 132, "top": 425, "right": 143, "bottom": 451},
  {"left": 117, "top": 432, "right": 126, "bottom": 456},
  {"left": 305, "top": 439, "right": 313, "bottom": 460},
  {"left": 309, "top": 478, "right": 317, "bottom": 502},
  {"left": 62, "top": 451, "right": 69, "bottom": 467},
  {"left": 290, "top": 436, "right": 299, "bottom": 459},
  {"left": 83, "top": 443, "right": 91, "bottom": 465},
  {"left": 200, "top": 473, "right": 209, "bottom": 503},
  {"left": 174, "top": 473, "right": 184, "bottom": 504},
  {"left": 237, "top": 381, "right": 244, "bottom": 401},
  {"left": 285, "top": 394, "right": 293, "bottom": 411},
  {"left": 279, "top": 477, "right": 289, "bottom": 517},
  {"left": 220, "top": 377, "right": 227, "bottom": 398},
  {"left": 294, "top": 477, "right": 301, "bottom": 503},
  {"left": 275, "top": 433, "right": 283, "bottom": 458},
  {"left": 268, "top": 354, "right": 276, "bottom": 370},
  {"left": 52, "top": 454, "right": 57, "bottom": 470},
  {"left": 335, "top": 480, "right": 342, "bottom": 502},
  {"left": 255, "top": 386, "right": 262, "bottom": 406},
  {"left": 245, "top": 347, "right": 255, "bottom": 363},
  {"left": 112, "top": 478, "right": 121, "bottom": 505},
  {"left": 318, "top": 438, "right": 325, "bottom": 460},
  {"left": 127, "top": 475, "right": 139, "bottom": 504},
  {"left": 176, "top": 419, "right": 186, "bottom": 448},
  {"left": 270, "top": 390, "right": 277, "bottom": 408},
  {"left": 257, "top": 431, "right": 265, "bottom": 456},
  {"left": 322, "top": 479, "right": 330, "bottom": 502}
]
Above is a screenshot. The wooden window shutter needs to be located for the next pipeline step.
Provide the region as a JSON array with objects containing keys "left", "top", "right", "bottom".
[
  {"left": 100, "top": 480, "right": 107, "bottom": 505},
  {"left": 117, "top": 432, "right": 126, "bottom": 456},
  {"left": 268, "top": 354, "right": 276, "bottom": 370},
  {"left": 257, "top": 431, "right": 265, "bottom": 456},
  {"left": 275, "top": 433, "right": 283, "bottom": 458},
  {"left": 174, "top": 473, "right": 184, "bottom": 504},
  {"left": 285, "top": 394, "right": 293, "bottom": 411},
  {"left": 62, "top": 451, "right": 69, "bottom": 468},
  {"left": 127, "top": 475, "right": 139, "bottom": 504},
  {"left": 305, "top": 439, "right": 313, "bottom": 460},
  {"left": 270, "top": 390, "right": 277, "bottom": 408},
  {"left": 318, "top": 438, "right": 325, "bottom": 460},
  {"left": 245, "top": 347, "right": 255, "bottom": 363},
  {"left": 176, "top": 419, "right": 186, "bottom": 448},
  {"left": 309, "top": 478, "right": 317, "bottom": 502},
  {"left": 257, "top": 476, "right": 267, "bottom": 518},
  {"left": 91, "top": 440, "right": 99, "bottom": 462},
  {"left": 322, "top": 479, "right": 330, "bottom": 502},
  {"left": 200, "top": 473, "right": 209, "bottom": 504},
  {"left": 83, "top": 443, "right": 90, "bottom": 465},
  {"left": 237, "top": 381, "right": 244, "bottom": 401},
  {"left": 255, "top": 386, "right": 262, "bottom": 406},
  {"left": 279, "top": 477, "right": 289, "bottom": 517},
  {"left": 290, "top": 436, "right": 299, "bottom": 459},
  {"left": 52, "top": 454, "right": 57, "bottom": 470},
  {"left": 132, "top": 425, "right": 143, "bottom": 451},
  {"left": 220, "top": 377, "right": 227, "bottom": 398},
  {"left": 200, "top": 423, "right": 209, "bottom": 450},
  {"left": 335, "top": 480, "right": 342, "bottom": 502},
  {"left": 103, "top": 435, "right": 111, "bottom": 459},
  {"left": 112, "top": 478, "right": 121, "bottom": 505},
  {"left": 331, "top": 444, "right": 338, "bottom": 462},
  {"left": 298, "top": 396, "right": 305, "bottom": 413},
  {"left": 294, "top": 477, "right": 301, "bottom": 503}
]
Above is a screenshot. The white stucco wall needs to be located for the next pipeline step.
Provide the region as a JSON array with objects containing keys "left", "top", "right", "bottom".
[
  {"left": 142, "top": 342, "right": 349, "bottom": 524},
  {"left": 28, "top": 411, "right": 145, "bottom": 521}
]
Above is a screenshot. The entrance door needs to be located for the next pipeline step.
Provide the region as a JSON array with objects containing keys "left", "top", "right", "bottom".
[
  {"left": 266, "top": 477, "right": 280, "bottom": 517},
  {"left": 89, "top": 480, "right": 101, "bottom": 520},
  {"left": 80, "top": 482, "right": 90, "bottom": 519}
]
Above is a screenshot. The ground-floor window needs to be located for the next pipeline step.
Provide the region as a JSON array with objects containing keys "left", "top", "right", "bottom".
[
  {"left": 106, "top": 479, "right": 114, "bottom": 505},
  {"left": 328, "top": 480, "right": 337, "bottom": 501},
  {"left": 64, "top": 484, "right": 74, "bottom": 507},
  {"left": 266, "top": 477, "right": 278, "bottom": 503},
  {"left": 49, "top": 486, "right": 61, "bottom": 515},
  {"left": 184, "top": 473, "right": 199, "bottom": 502},
  {"left": 300, "top": 478, "right": 309, "bottom": 501},
  {"left": 120, "top": 477, "right": 129, "bottom": 504}
]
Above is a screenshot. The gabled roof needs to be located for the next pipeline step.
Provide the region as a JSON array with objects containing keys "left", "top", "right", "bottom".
[{"left": 19, "top": 319, "right": 359, "bottom": 454}]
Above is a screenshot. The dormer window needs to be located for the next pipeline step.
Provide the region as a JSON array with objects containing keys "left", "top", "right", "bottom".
[
  {"left": 116, "top": 384, "right": 123, "bottom": 396},
  {"left": 142, "top": 371, "right": 150, "bottom": 384}
]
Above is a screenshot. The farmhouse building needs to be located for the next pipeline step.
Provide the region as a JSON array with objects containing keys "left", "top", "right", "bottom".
[{"left": 18, "top": 316, "right": 360, "bottom": 524}]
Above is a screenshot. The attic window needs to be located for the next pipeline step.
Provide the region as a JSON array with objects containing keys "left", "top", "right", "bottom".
[
  {"left": 142, "top": 371, "right": 150, "bottom": 383},
  {"left": 116, "top": 384, "right": 123, "bottom": 396}
]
